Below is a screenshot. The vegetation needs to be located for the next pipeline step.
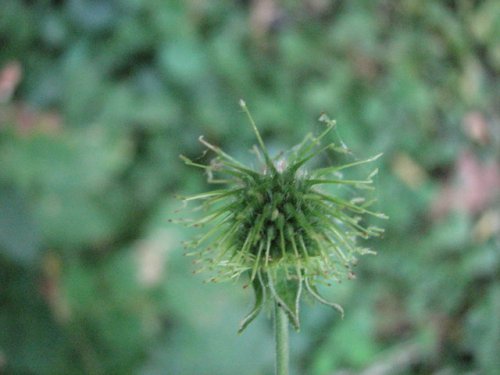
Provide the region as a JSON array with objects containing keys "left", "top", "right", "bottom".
[{"left": 0, "top": 1, "right": 498, "bottom": 374}]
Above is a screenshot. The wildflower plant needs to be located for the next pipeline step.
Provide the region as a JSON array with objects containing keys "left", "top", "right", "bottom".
[{"left": 177, "top": 100, "right": 386, "bottom": 374}]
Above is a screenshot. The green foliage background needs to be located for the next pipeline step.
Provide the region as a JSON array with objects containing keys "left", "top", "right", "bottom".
[{"left": 1, "top": 1, "right": 499, "bottom": 374}]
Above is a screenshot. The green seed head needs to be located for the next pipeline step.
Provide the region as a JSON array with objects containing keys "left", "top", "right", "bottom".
[{"left": 178, "top": 101, "right": 387, "bottom": 331}]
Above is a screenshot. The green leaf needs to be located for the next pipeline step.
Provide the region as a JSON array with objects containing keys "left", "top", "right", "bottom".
[
  {"left": 267, "top": 266, "right": 302, "bottom": 331},
  {"left": 304, "top": 278, "right": 344, "bottom": 318},
  {"left": 238, "top": 272, "right": 265, "bottom": 334}
]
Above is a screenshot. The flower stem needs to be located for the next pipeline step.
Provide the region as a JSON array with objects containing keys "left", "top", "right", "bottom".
[{"left": 274, "top": 302, "right": 289, "bottom": 375}]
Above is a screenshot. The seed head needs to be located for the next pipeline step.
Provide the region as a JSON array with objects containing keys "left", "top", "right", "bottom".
[{"left": 178, "top": 101, "right": 387, "bottom": 332}]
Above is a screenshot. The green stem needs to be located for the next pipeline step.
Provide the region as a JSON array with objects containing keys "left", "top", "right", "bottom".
[{"left": 274, "top": 302, "right": 289, "bottom": 375}]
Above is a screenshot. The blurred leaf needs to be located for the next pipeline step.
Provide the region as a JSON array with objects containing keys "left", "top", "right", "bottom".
[
  {"left": 465, "top": 282, "right": 500, "bottom": 373},
  {"left": 0, "top": 186, "right": 40, "bottom": 265},
  {"left": 311, "top": 301, "right": 378, "bottom": 374},
  {"left": 0, "top": 265, "right": 70, "bottom": 375}
]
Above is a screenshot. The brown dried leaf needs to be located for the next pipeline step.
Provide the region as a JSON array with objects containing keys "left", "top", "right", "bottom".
[
  {"left": 391, "top": 152, "right": 427, "bottom": 190},
  {"left": 0, "top": 61, "right": 22, "bottom": 103},
  {"left": 432, "top": 151, "right": 500, "bottom": 218}
]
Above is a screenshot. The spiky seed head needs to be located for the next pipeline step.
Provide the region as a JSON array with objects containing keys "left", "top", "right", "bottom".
[{"left": 177, "top": 101, "right": 387, "bottom": 332}]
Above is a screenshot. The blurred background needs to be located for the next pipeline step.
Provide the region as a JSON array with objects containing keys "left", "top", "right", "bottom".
[{"left": 1, "top": 1, "right": 499, "bottom": 374}]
